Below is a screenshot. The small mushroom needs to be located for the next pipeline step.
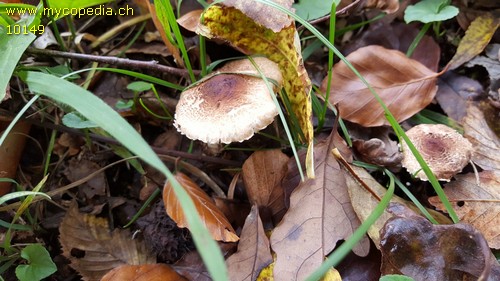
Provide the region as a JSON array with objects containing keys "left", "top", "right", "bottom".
[
  {"left": 401, "top": 124, "right": 473, "bottom": 181},
  {"left": 174, "top": 57, "right": 282, "bottom": 144}
]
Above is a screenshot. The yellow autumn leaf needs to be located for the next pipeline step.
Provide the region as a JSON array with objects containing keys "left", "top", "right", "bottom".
[
  {"left": 447, "top": 13, "right": 500, "bottom": 70},
  {"left": 197, "top": 4, "right": 315, "bottom": 178}
]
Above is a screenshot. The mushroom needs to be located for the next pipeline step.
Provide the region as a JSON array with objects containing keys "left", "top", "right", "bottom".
[
  {"left": 174, "top": 57, "right": 283, "bottom": 144},
  {"left": 400, "top": 124, "right": 473, "bottom": 181}
]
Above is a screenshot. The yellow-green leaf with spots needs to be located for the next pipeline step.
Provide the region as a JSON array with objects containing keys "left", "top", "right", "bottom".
[
  {"left": 198, "top": 4, "right": 315, "bottom": 178},
  {"left": 447, "top": 13, "right": 499, "bottom": 70}
]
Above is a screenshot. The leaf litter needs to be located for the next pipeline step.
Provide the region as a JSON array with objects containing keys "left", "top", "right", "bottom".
[{"left": 3, "top": 0, "right": 500, "bottom": 280}]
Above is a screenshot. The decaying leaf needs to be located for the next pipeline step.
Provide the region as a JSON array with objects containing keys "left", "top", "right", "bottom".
[
  {"left": 64, "top": 157, "right": 108, "bottom": 199},
  {"left": 321, "top": 45, "right": 438, "bottom": 127},
  {"left": 0, "top": 121, "right": 30, "bottom": 196},
  {"left": 270, "top": 131, "right": 369, "bottom": 281},
  {"left": 346, "top": 164, "right": 451, "bottom": 248},
  {"left": 101, "top": 264, "right": 187, "bottom": 281},
  {"left": 447, "top": 13, "right": 500, "bottom": 70},
  {"left": 380, "top": 203, "right": 500, "bottom": 280},
  {"left": 463, "top": 103, "right": 500, "bottom": 171},
  {"left": 226, "top": 205, "right": 272, "bottom": 281},
  {"left": 198, "top": 3, "right": 314, "bottom": 177},
  {"left": 222, "top": 0, "right": 293, "bottom": 32},
  {"left": 59, "top": 202, "right": 155, "bottom": 281},
  {"left": 428, "top": 171, "right": 500, "bottom": 249},
  {"left": 242, "top": 149, "right": 289, "bottom": 225},
  {"left": 163, "top": 172, "right": 239, "bottom": 242}
]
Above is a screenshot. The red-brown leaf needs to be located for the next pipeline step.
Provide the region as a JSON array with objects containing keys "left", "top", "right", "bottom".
[
  {"left": 321, "top": 45, "right": 438, "bottom": 127},
  {"left": 163, "top": 173, "right": 239, "bottom": 242}
]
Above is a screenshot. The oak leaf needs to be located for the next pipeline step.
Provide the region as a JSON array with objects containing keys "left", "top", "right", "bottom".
[
  {"left": 428, "top": 171, "right": 500, "bottom": 249},
  {"left": 270, "top": 131, "right": 369, "bottom": 281},
  {"left": 226, "top": 205, "right": 272, "bottom": 281},
  {"left": 321, "top": 45, "right": 438, "bottom": 127},
  {"left": 163, "top": 172, "right": 239, "bottom": 242}
]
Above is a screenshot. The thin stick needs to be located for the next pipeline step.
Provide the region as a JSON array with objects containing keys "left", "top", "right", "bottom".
[
  {"left": 332, "top": 148, "right": 382, "bottom": 201},
  {"left": 26, "top": 47, "right": 199, "bottom": 78}
]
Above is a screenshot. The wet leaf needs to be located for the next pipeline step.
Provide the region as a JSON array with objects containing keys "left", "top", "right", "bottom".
[
  {"left": 270, "top": 131, "right": 369, "bottom": 281},
  {"left": 59, "top": 202, "right": 155, "bottom": 281},
  {"left": 198, "top": 4, "right": 314, "bottom": 177},
  {"left": 321, "top": 45, "right": 438, "bottom": 127},
  {"left": 380, "top": 203, "right": 500, "bottom": 280},
  {"left": 226, "top": 205, "right": 272, "bottom": 281},
  {"left": 447, "top": 13, "right": 500, "bottom": 70},
  {"left": 463, "top": 104, "right": 500, "bottom": 171},
  {"left": 428, "top": 171, "right": 500, "bottom": 249},
  {"left": 242, "top": 149, "right": 289, "bottom": 225},
  {"left": 163, "top": 172, "right": 239, "bottom": 242},
  {"left": 101, "top": 264, "right": 187, "bottom": 281}
]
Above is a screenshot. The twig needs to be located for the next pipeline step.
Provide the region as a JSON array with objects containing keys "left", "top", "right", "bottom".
[{"left": 26, "top": 47, "right": 200, "bottom": 78}]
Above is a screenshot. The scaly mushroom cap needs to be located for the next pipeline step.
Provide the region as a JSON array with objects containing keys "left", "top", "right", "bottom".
[
  {"left": 174, "top": 58, "right": 282, "bottom": 144},
  {"left": 401, "top": 124, "right": 473, "bottom": 181}
]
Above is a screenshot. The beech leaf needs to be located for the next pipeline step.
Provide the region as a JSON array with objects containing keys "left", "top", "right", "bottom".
[
  {"left": 242, "top": 149, "right": 289, "bottom": 225},
  {"left": 428, "top": 171, "right": 500, "bottom": 249},
  {"left": 59, "top": 202, "right": 155, "bottom": 281},
  {"left": 447, "top": 13, "right": 500, "bottom": 70},
  {"left": 198, "top": 3, "right": 315, "bottom": 177},
  {"left": 321, "top": 45, "right": 438, "bottom": 127},
  {"left": 270, "top": 131, "right": 369, "bottom": 281},
  {"left": 226, "top": 205, "right": 272, "bottom": 281},
  {"left": 163, "top": 172, "right": 239, "bottom": 242}
]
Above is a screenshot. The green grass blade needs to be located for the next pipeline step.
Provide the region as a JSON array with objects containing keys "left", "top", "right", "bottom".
[
  {"left": 0, "top": 32, "right": 36, "bottom": 101},
  {"left": 18, "top": 71, "right": 228, "bottom": 281}
]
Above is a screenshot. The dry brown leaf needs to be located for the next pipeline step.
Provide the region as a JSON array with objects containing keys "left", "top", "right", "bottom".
[
  {"left": 365, "top": 0, "right": 399, "bottom": 14},
  {"left": 163, "top": 172, "right": 239, "bottom": 242},
  {"left": 226, "top": 205, "right": 272, "bottom": 281},
  {"left": 428, "top": 171, "right": 500, "bottom": 249},
  {"left": 242, "top": 149, "right": 289, "bottom": 225},
  {"left": 59, "top": 202, "right": 155, "bottom": 281},
  {"left": 380, "top": 203, "right": 500, "bottom": 280},
  {"left": 447, "top": 13, "right": 500, "bottom": 70},
  {"left": 176, "top": 9, "right": 203, "bottom": 33},
  {"left": 64, "top": 158, "right": 107, "bottom": 199},
  {"left": 463, "top": 103, "right": 500, "bottom": 171},
  {"left": 270, "top": 131, "right": 369, "bottom": 281},
  {"left": 101, "top": 264, "right": 187, "bottom": 281},
  {"left": 321, "top": 45, "right": 438, "bottom": 127},
  {"left": 346, "top": 165, "right": 451, "bottom": 248},
  {"left": 222, "top": 0, "right": 293, "bottom": 32}
]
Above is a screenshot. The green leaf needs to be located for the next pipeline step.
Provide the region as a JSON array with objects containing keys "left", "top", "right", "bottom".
[
  {"left": 292, "top": 0, "right": 340, "bottom": 21},
  {"left": 127, "top": 81, "right": 152, "bottom": 92},
  {"left": 404, "top": 0, "right": 458, "bottom": 24},
  {"left": 0, "top": 32, "right": 36, "bottom": 103},
  {"left": 380, "top": 274, "right": 416, "bottom": 281},
  {"left": 18, "top": 71, "right": 228, "bottom": 281},
  {"left": 115, "top": 99, "right": 134, "bottom": 109},
  {"left": 15, "top": 244, "right": 56, "bottom": 281},
  {"left": 62, "top": 112, "right": 98, "bottom": 128}
]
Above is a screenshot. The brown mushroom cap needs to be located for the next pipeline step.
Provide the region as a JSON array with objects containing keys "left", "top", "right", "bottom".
[
  {"left": 174, "top": 57, "right": 282, "bottom": 144},
  {"left": 401, "top": 124, "right": 473, "bottom": 181}
]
